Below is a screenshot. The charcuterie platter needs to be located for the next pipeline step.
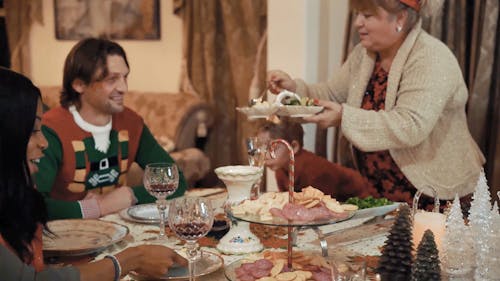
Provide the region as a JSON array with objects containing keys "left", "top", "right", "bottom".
[{"left": 227, "top": 186, "right": 356, "bottom": 227}]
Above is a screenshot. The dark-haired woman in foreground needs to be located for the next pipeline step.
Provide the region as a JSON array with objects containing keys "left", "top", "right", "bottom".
[{"left": 0, "top": 67, "right": 186, "bottom": 281}]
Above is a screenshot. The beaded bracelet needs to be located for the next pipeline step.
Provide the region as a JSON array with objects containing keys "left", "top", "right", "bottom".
[{"left": 105, "top": 255, "right": 122, "bottom": 281}]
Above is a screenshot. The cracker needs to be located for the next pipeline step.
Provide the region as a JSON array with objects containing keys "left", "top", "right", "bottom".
[
  {"left": 324, "top": 200, "right": 344, "bottom": 213},
  {"left": 276, "top": 272, "right": 297, "bottom": 281},
  {"left": 297, "top": 198, "right": 313, "bottom": 205},
  {"left": 257, "top": 277, "right": 277, "bottom": 281},
  {"left": 295, "top": 270, "right": 312, "bottom": 280},
  {"left": 270, "top": 259, "right": 285, "bottom": 277},
  {"left": 304, "top": 199, "right": 320, "bottom": 208},
  {"left": 341, "top": 203, "right": 359, "bottom": 211},
  {"left": 302, "top": 186, "right": 324, "bottom": 199}
]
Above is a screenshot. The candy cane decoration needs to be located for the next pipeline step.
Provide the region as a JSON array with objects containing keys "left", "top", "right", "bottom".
[
  {"left": 269, "top": 139, "right": 295, "bottom": 202},
  {"left": 269, "top": 139, "right": 294, "bottom": 270}
]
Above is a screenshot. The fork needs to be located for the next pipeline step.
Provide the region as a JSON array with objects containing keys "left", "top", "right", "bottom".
[{"left": 248, "top": 89, "right": 267, "bottom": 107}]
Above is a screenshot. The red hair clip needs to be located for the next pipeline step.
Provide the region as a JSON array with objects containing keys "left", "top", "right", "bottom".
[{"left": 400, "top": 0, "right": 420, "bottom": 11}]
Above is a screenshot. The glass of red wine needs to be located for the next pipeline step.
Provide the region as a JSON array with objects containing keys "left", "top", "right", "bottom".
[
  {"left": 143, "top": 162, "right": 179, "bottom": 240},
  {"left": 168, "top": 197, "right": 214, "bottom": 281}
]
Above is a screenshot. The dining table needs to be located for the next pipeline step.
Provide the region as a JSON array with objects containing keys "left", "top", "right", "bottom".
[{"left": 45, "top": 188, "right": 396, "bottom": 281}]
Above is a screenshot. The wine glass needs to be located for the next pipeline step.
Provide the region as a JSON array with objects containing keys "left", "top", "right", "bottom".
[
  {"left": 327, "top": 257, "right": 367, "bottom": 281},
  {"left": 143, "top": 163, "right": 179, "bottom": 240},
  {"left": 246, "top": 137, "right": 267, "bottom": 167},
  {"left": 168, "top": 197, "right": 214, "bottom": 281},
  {"left": 246, "top": 137, "right": 267, "bottom": 197}
]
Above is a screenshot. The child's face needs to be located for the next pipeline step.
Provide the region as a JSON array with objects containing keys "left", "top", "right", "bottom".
[{"left": 257, "top": 131, "right": 290, "bottom": 171}]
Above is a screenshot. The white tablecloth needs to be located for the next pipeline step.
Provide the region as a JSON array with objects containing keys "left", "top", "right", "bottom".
[{"left": 94, "top": 211, "right": 387, "bottom": 280}]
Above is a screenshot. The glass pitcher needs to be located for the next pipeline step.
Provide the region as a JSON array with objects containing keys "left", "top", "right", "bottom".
[{"left": 412, "top": 186, "right": 446, "bottom": 255}]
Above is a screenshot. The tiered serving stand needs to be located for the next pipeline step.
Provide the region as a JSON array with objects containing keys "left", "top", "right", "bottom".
[{"left": 218, "top": 139, "right": 355, "bottom": 275}]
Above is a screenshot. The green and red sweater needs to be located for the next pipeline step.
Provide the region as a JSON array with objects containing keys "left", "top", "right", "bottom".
[{"left": 36, "top": 106, "right": 187, "bottom": 219}]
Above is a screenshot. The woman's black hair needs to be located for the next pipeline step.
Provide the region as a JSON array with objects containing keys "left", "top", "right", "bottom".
[{"left": 0, "top": 67, "right": 48, "bottom": 263}]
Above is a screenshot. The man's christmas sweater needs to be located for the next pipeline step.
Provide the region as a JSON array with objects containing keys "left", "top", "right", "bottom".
[{"left": 36, "top": 106, "right": 186, "bottom": 219}]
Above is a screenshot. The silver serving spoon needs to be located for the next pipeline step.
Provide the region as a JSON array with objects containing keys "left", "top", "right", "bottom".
[{"left": 248, "top": 89, "right": 267, "bottom": 107}]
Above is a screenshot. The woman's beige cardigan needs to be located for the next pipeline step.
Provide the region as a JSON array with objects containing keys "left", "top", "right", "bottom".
[{"left": 294, "top": 21, "right": 485, "bottom": 199}]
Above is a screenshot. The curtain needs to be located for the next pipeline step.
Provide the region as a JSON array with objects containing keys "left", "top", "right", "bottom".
[
  {"left": 338, "top": 0, "right": 500, "bottom": 195},
  {"left": 173, "top": 0, "right": 267, "bottom": 174},
  {"left": 4, "top": 0, "right": 43, "bottom": 75}
]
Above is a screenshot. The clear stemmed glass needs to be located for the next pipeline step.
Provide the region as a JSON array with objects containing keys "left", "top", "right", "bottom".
[
  {"left": 168, "top": 197, "right": 214, "bottom": 281},
  {"left": 246, "top": 137, "right": 267, "bottom": 198},
  {"left": 246, "top": 137, "right": 267, "bottom": 167},
  {"left": 143, "top": 163, "right": 179, "bottom": 240}
]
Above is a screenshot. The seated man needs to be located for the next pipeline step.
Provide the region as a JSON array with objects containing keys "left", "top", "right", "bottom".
[
  {"left": 36, "top": 38, "right": 187, "bottom": 219},
  {"left": 258, "top": 119, "right": 378, "bottom": 202}
]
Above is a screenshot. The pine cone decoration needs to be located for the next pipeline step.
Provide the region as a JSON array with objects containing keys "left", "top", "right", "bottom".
[
  {"left": 377, "top": 204, "right": 414, "bottom": 281},
  {"left": 411, "top": 229, "right": 441, "bottom": 281}
]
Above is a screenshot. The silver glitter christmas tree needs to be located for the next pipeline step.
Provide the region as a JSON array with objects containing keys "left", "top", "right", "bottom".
[
  {"left": 441, "top": 194, "right": 474, "bottom": 277},
  {"left": 468, "top": 170, "right": 492, "bottom": 280},
  {"left": 478, "top": 201, "right": 500, "bottom": 280}
]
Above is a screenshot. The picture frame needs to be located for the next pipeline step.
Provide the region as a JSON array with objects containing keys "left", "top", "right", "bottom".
[{"left": 54, "top": 0, "right": 160, "bottom": 40}]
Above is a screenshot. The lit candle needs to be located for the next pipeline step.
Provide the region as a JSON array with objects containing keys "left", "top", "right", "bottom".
[{"left": 412, "top": 211, "right": 446, "bottom": 254}]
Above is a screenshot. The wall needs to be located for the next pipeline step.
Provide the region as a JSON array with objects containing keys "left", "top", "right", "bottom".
[
  {"left": 268, "top": 0, "right": 349, "bottom": 156},
  {"left": 266, "top": 0, "right": 349, "bottom": 190},
  {"left": 30, "top": 0, "right": 183, "bottom": 93}
]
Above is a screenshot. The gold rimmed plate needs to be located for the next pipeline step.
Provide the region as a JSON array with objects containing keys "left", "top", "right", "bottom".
[{"left": 43, "top": 219, "right": 129, "bottom": 257}]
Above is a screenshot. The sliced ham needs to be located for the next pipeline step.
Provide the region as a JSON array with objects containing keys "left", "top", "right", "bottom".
[
  {"left": 312, "top": 270, "right": 332, "bottom": 281},
  {"left": 255, "top": 259, "right": 273, "bottom": 270},
  {"left": 236, "top": 260, "right": 273, "bottom": 281},
  {"left": 271, "top": 202, "right": 348, "bottom": 222}
]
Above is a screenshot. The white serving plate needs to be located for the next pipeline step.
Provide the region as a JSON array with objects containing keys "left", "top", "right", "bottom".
[
  {"left": 236, "top": 105, "right": 279, "bottom": 119},
  {"left": 350, "top": 202, "right": 401, "bottom": 220},
  {"left": 237, "top": 105, "right": 323, "bottom": 119},
  {"left": 276, "top": 105, "right": 324, "bottom": 117}
]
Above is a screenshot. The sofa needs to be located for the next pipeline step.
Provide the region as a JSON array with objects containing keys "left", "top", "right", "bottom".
[{"left": 38, "top": 86, "right": 214, "bottom": 187}]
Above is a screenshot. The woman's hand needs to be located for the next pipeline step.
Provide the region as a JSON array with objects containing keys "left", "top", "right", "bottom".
[
  {"left": 267, "top": 70, "right": 297, "bottom": 94},
  {"left": 78, "top": 245, "right": 188, "bottom": 281},
  {"left": 303, "top": 100, "right": 343, "bottom": 128},
  {"left": 128, "top": 245, "right": 188, "bottom": 278}
]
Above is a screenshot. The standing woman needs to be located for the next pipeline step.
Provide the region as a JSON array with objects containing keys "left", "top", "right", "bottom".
[
  {"left": 0, "top": 67, "right": 186, "bottom": 281},
  {"left": 268, "top": 0, "right": 485, "bottom": 209}
]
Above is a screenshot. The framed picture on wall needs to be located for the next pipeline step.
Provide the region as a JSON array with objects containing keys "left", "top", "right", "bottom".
[{"left": 54, "top": 0, "right": 160, "bottom": 40}]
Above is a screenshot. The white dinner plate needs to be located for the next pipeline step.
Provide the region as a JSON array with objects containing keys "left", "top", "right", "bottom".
[
  {"left": 185, "top": 187, "right": 226, "bottom": 198},
  {"left": 127, "top": 203, "right": 165, "bottom": 222},
  {"left": 43, "top": 219, "right": 129, "bottom": 257}
]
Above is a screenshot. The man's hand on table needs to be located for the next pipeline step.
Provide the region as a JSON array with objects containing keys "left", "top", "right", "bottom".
[{"left": 95, "top": 186, "right": 136, "bottom": 216}]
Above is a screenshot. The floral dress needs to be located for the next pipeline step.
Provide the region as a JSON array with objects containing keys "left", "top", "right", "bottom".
[{"left": 354, "top": 61, "right": 471, "bottom": 212}]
